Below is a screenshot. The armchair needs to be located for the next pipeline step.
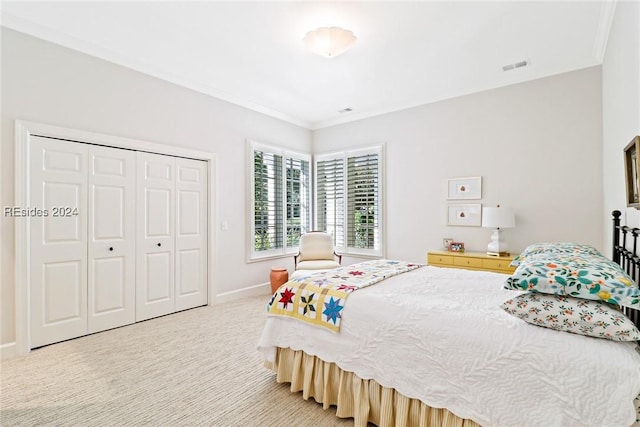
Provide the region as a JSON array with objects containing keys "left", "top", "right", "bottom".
[{"left": 294, "top": 231, "right": 342, "bottom": 272}]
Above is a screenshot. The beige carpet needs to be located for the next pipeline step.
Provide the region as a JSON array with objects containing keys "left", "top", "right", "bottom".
[{"left": 0, "top": 295, "right": 353, "bottom": 426}]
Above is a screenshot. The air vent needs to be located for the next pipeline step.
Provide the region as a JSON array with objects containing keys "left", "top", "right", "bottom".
[
  {"left": 338, "top": 107, "right": 353, "bottom": 113},
  {"left": 502, "top": 60, "right": 529, "bottom": 72}
]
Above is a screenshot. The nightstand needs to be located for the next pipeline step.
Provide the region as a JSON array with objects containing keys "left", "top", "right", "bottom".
[{"left": 427, "top": 250, "right": 516, "bottom": 274}]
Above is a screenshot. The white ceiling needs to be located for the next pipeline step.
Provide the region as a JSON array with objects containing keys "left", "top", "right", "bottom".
[{"left": 1, "top": 1, "right": 616, "bottom": 130}]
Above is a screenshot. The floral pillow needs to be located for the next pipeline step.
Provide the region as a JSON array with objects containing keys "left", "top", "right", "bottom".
[
  {"left": 510, "top": 242, "right": 602, "bottom": 267},
  {"left": 501, "top": 293, "right": 640, "bottom": 341},
  {"left": 504, "top": 252, "right": 640, "bottom": 310}
]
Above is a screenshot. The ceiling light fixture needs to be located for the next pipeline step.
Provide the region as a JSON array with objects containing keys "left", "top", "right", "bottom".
[{"left": 303, "top": 26, "right": 357, "bottom": 58}]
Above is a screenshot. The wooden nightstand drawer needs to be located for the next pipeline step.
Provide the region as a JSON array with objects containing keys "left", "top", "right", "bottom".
[
  {"left": 453, "top": 257, "right": 482, "bottom": 268},
  {"left": 427, "top": 251, "right": 515, "bottom": 274},
  {"left": 428, "top": 253, "right": 453, "bottom": 265},
  {"left": 482, "top": 258, "right": 515, "bottom": 273}
]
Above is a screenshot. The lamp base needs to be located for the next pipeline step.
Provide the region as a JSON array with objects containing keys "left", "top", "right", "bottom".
[
  {"left": 487, "top": 228, "right": 509, "bottom": 256},
  {"left": 486, "top": 251, "right": 510, "bottom": 257}
]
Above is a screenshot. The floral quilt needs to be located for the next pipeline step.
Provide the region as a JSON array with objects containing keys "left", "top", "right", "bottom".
[{"left": 267, "top": 259, "right": 422, "bottom": 332}]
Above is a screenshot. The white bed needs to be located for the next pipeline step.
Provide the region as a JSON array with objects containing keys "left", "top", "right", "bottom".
[{"left": 258, "top": 265, "right": 640, "bottom": 427}]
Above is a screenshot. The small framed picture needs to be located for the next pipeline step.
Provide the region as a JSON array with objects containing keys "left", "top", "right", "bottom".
[
  {"left": 449, "top": 242, "right": 465, "bottom": 252},
  {"left": 624, "top": 136, "right": 640, "bottom": 209},
  {"left": 447, "top": 176, "right": 482, "bottom": 200},
  {"left": 443, "top": 238, "right": 454, "bottom": 250},
  {"left": 447, "top": 203, "right": 482, "bottom": 226}
]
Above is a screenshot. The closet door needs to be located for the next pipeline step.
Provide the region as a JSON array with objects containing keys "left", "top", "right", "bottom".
[
  {"left": 136, "top": 152, "right": 175, "bottom": 321},
  {"left": 30, "top": 136, "right": 88, "bottom": 348},
  {"left": 88, "top": 146, "right": 136, "bottom": 333},
  {"left": 175, "top": 158, "right": 208, "bottom": 311}
]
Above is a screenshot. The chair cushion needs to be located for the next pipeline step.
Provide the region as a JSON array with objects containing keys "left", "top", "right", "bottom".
[
  {"left": 297, "top": 232, "right": 335, "bottom": 262},
  {"left": 296, "top": 260, "right": 341, "bottom": 270}
]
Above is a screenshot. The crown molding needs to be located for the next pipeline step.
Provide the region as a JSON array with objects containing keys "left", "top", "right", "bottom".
[
  {"left": 1, "top": 12, "right": 312, "bottom": 130},
  {"left": 592, "top": 1, "right": 617, "bottom": 62}
]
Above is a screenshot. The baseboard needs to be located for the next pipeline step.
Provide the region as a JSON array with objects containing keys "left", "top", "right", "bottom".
[
  {"left": 214, "top": 282, "right": 271, "bottom": 304},
  {"left": 1, "top": 341, "right": 17, "bottom": 360}
]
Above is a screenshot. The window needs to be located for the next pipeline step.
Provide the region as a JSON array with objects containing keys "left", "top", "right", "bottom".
[
  {"left": 249, "top": 141, "right": 310, "bottom": 260},
  {"left": 315, "top": 146, "right": 383, "bottom": 256}
]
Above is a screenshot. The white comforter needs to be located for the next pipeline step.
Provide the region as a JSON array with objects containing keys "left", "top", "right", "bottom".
[{"left": 258, "top": 266, "right": 640, "bottom": 427}]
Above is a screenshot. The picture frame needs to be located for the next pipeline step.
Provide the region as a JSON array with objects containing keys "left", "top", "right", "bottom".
[
  {"left": 624, "top": 136, "right": 640, "bottom": 209},
  {"left": 447, "top": 176, "right": 482, "bottom": 200},
  {"left": 449, "top": 242, "right": 465, "bottom": 252},
  {"left": 442, "top": 238, "right": 454, "bottom": 250},
  {"left": 447, "top": 203, "right": 482, "bottom": 227}
]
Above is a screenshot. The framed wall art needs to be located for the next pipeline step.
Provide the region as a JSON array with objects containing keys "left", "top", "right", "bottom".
[
  {"left": 447, "top": 203, "right": 482, "bottom": 227},
  {"left": 624, "top": 136, "right": 640, "bottom": 209},
  {"left": 447, "top": 176, "right": 482, "bottom": 200}
]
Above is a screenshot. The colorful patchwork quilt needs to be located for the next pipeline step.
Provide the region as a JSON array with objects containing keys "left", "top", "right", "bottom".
[{"left": 266, "top": 259, "right": 423, "bottom": 332}]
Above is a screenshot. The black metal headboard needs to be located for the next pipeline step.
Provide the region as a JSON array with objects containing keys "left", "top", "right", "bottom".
[{"left": 612, "top": 210, "right": 640, "bottom": 328}]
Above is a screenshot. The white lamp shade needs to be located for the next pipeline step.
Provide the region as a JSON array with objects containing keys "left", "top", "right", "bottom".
[
  {"left": 482, "top": 207, "right": 515, "bottom": 229},
  {"left": 303, "top": 27, "right": 357, "bottom": 58}
]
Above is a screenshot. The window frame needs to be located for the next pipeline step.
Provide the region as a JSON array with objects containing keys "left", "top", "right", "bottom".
[
  {"left": 314, "top": 145, "right": 384, "bottom": 258},
  {"left": 248, "top": 140, "right": 311, "bottom": 261}
]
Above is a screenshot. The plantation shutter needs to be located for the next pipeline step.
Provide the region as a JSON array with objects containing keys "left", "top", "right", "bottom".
[
  {"left": 347, "top": 152, "right": 379, "bottom": 251},
  {"left": 250, "top": 141, "right": 311, "bottom": 260},
  {"left": 285, "top": 157, "right": 310, "bottom": 247},
  {"left": 254, "top": 150, "right": 283, "bottom": 251},
  {"left": 316, "top": 157, "right": 345, "bottom": 247}
]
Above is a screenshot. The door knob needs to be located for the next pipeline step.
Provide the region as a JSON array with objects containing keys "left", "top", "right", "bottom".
[
  {"left": 157, "top": 243, "right": 162, "bottom": 247},
  {"left": 109, "top": 247, "right": 114, "bottom": 251}
]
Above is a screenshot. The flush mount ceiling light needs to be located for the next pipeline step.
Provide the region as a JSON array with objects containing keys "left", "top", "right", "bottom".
[{"left": 303, "top": 26, "right": 357, "bottom": 58}]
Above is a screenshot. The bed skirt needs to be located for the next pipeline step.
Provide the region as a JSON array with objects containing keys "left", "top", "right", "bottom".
[{"left": 267, "top": 347, "right": 481, "bottom": 427}]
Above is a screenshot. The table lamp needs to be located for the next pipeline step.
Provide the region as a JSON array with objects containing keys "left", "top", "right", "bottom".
[{"left": 481, "top": 205, "right": 515, "bottom": 256}]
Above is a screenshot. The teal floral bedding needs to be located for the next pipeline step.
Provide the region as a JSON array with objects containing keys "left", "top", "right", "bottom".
[{"left": 504, "top": 252, "right": 639, "bottom": 310}]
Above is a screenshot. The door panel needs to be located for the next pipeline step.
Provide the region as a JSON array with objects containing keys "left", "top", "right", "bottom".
[
  {"left": 145, "top": 189, "right": 172, "bottom": 237},
  {"left": 175, "top": 158, "right": 207, "bottom": 310},
  {"left": 177, "top": 249, "right": 201, "bottom": 295},
  {"left": 145, "top": 252, "right": 172, "bottom": 301},
  {"left": 43, "top": 149, "right": 82, "bottom": 172},
  {"left": 88, "top": 145, "right": 136, "bottom": 333},
  {"left": 93, "top": 186, "right": 125, "bottom": 239},
  {"left": 30, "top": 136, "right": 88, "bottom": 348},
  {"left": 137, "top": 152, "right": 175, "bottom": 321},
  {"left": 92, "top": 257, "right": 126, "bottom": 313},
  {"left": 43, "top": 261, "right": 82, "bottom": 323},
  {"left": 43, "top": 183, "right": 82, "bottom": 242}
]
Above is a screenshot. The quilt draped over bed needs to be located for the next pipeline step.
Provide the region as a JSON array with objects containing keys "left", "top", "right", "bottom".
[
  {"left": 266, "top": 259, "right": 422, "bottom": 332},
  {"left": 259, "top": 266, "right": 640, "bottom": 426}
]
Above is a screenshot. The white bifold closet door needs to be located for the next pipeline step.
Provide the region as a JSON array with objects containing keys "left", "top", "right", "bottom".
[
  {"left": 30, "top": 139, "right": 137, "bottom": 347},
  {"left": 136, "top": 153, "right": 207, "bottom": 321},
  {"left": 174, "top": 158, "right": 208, "bottom": 311},
  {"left": 87, "top": 146, "right": 136, "bottom": 333},
  {"left": 30, "top": 137, "right": 89, "bottom": 348},
  {"left": 30, "top": 136, "right": 207, "bottom": 348}
]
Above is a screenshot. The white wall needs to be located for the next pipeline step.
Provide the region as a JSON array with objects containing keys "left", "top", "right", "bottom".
[
  {"left": 314, "top": 67, "right": 604, "bottom": 264},
  {"left": 3, "top": 15, "right": 623, "bottom": 351},
  {"left": 1, "top": 28, "right": 312, "bottom": 347},
  {"left": 602, "top": 0, "right": 640, "bottom": 256}
]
